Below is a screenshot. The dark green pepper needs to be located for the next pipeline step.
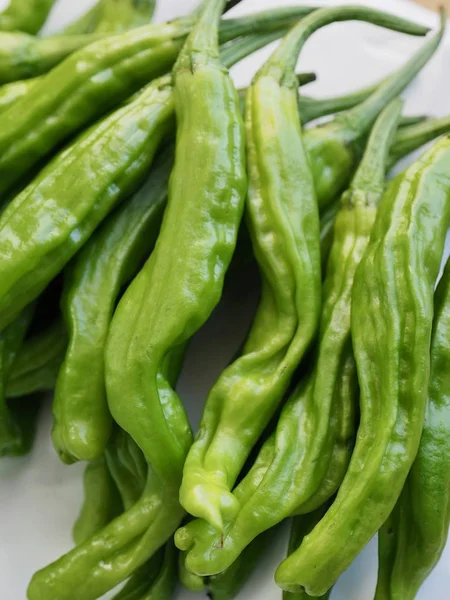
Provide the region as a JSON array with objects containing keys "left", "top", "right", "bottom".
[
  {"left": 6, "top": 319, "right": 67, "bottom": 398},
  {"left": 276, "top": 135, "right": 450, "bottom": 597},
  {"left": 374, "top": 256, "right": 450, "bottom": 600},
  {"left": 0, "top": 5, "right": 428, "bottom": 197},
  {"left": 0, "top": 0, "right": 56, "bottom": 34}
]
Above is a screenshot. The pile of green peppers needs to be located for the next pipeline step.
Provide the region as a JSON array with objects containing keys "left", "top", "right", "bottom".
[{"left": 0, "top": 0, "right": 450, "bottom": 598}]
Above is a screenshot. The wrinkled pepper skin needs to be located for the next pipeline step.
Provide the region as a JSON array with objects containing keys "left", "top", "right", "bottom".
[
  {"left": 0, "top": 0, "right": 55, "bottom": 34},
  {"left": 177, "top": 100, "right": 402, "bottom": 578},
  {"left": 0, "top": 31, "right": 104, "bottom": 84},
  {"left": 178, "top": 2, "right": 427, "bottom": 543},
  {"left": 73, "top": 456, "right": 122, "bottom": 546},
  {"left": 27, "top": 0, "right": 246, "bottom": 597},
  {"left": 375, "top": 257, "right": 450, "bottom": 600},
  {"left": 96, "top": 0, "right": 156, "bottom": 34},
  {"left": 6, "top": 319, "right": 67, "bottom": 398},
  {"left": 0, "top": 304, "right": 35, "bottom": 456},
  {"left": 0, "top": 4, "right": 324, "bottom": 196},
  {"left": 276, "top": 136, "right": 450, "bottom": 596},
  {"left": 303, "top": 10, "right": 445, "bottom": 212},
  {"left": 52, "top": 148, "right": 173, "bottom": 464},
  {"left": 0, "top": 75, "right": 175, "bottom": 331}
]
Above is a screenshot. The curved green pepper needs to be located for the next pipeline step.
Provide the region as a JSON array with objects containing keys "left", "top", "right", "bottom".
[
  {"left": 374, "top": 256, "right": 450, "bottom": 599},
  {"left": 96, "top": 0, "right": 156, "bottom": 34},
  {"left": 0, "top": 0, "right": 56, "bottom": 34},
  {"left": 275, "top": 135, "right": 450, "bottom": 597},
  {"left": 0, "top": 74, "right": 176, "bottom": 331},
  {"left": 0, "top": 5, "right": 428, "bottom": 197},
  {"left": 27, "top": 1, "right": 247, "bottom": 597},
  {"left": 0, "top": 76, "right": 41, "bottom": 114},
  {"left": 73, "top": 456, "right": 122, "bottom": 546},
  {"left": 52, "top": 148, "right": 173, "bottom": 464},
  {"left": 178, "top": 2, "right": 429, "bottom": 539},
  {"left": 177, "top": 99, "right": 403, "bottom": 577},
  {"left": 6, "top": 319, "right": 67, "bottom": 398}
]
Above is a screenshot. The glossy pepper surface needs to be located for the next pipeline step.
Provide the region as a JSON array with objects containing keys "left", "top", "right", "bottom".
[
  {"left": 178, "top": 3, "right": 428, "bottom": 537},
  {"left": 0, "top": 74, "right": 175, "bottom": 331},
  {"left": 374, "top": 256, "right": 450, "bottom": 600},
  {"left": 177, "top": 99, "right": 403, "bottom": 576},
  {"left": 276, "top": 135, "right": 450, "bottom": 597},
  {"left": 52, "top": 148, "right": 173, "bottom": 464},
  {"left": 27, "top": 0, "right": 246, "bottom": 596},
  {"left": 0, "top": 3, "right": 327, "bottom": 197},
  {"left": 0, "top": 0, "right": 55, "bottom": 34}
]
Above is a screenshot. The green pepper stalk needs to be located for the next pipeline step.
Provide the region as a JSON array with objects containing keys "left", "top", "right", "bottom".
[
  {"left": 389, "top": 113, "right": 450, "bottom": 166},
  {"left": 59, "top": 3, "right": 103, "bottom": 36},
  {"left": 178, "top": 2, "right": 430, "bottom": 540},
  {"left": 0, "top": 5, "right": 429, "bottom": 197},
  {"left": 0, "top": 0, "right": 56, "bottom": 35},
  {"left": 177, "top": 100, "right": 403, "bottom": 578},
  {"left": 26, "top": 4, "right": 274, "bottom": 599},
  {"left": 374, "top": 256, "right": 450, "bottom": 599},
  {"left": 304, "top": 8, "right": 446, "bottom": 212},
  {"left": 276, "top": 136, "right": 450, "bottom": 597}
]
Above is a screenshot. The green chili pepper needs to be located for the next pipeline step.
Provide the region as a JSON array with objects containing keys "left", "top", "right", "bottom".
[
  {"left": 0, "top": 0, "right": 56, "bottom": 35},
  {"left": 52, "top": 148, "right": 173, "bottom": 464},
  {"left": 0, "top": 31, "right": 105, "bottom": 84},
  {"left": 283, "top": 505, "right": 333, "bottom": 600},
  {"left": 96, "top": 0, "right": 156, "bottom": 34},
  {"left": 0, "top": 77, "right": 41, "bottom": 114},
  {"left": 6, "top": 319, "right": 67, "bottom": 398},
  {"left": 0, "top": 74, "right": 176, "bottom": 332},
  {"left": 374, "top": 256, "right": 450, "bottom": 600},
  {"left": 73, "top": 456, "right": 122, "bottom": 546},
  {"left": 0, "top": 304, "right": 35, "bottom": 456},
  {"left": 0, "top": 5, "right": 428, "bottom": 197},
  {"left": 177, "top": 98, "right": 403, "bottom": 577},
  {"left": 303, "top": 8, "right": 445, "bottom": 212},
  {"left": 179, "top": 2, "right": 429, "bottom": 539},
  {"left": 275, "top": 134, "right": 450, "bottom": 597},
  {"left": 27, "top": 2, "right": 249, "bottom": 596}
]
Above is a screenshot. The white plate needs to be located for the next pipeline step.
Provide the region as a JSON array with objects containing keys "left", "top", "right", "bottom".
[{"left": 0, "top": 0, "right": 449, "bottom": 598}]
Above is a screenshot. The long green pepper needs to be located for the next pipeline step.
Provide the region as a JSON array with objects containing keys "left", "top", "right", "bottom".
[
  {"left": 178, "top": 2, "right": 432, "bottom": 537},
  {"left": 27, "top": 0, "right": 248, "bottom": 596},
  {"left": 177, "top": 99, "right": 403, "bottom": 577},
  {"left": 276, "top": 135, "right": 450, "bottom": 597},
  {"left": 374, "top": 256, "right": 450, "bottom": 600}
]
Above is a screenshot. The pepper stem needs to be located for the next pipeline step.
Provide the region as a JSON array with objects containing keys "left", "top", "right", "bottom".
[
  {"left": 350, "top": 98, "right": 403, "bottom": 196},
  {"left": 257, "top": 5, "right": 430, "bottom": 87},
  {"left": 389, "top": 113, "right": 450, "bottom": 167}
]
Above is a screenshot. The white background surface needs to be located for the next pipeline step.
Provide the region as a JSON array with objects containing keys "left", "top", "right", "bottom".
[{"left": 0, "top": 0, "right": 449, "bottom": 599}]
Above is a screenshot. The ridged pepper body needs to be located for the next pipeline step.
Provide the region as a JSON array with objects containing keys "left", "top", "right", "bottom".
[
  {"left": 375, "top": 256, "right": 450, "bottom": 599},
  {"left": 276, "top": 136, "right": 450, "bottom": 596}
]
